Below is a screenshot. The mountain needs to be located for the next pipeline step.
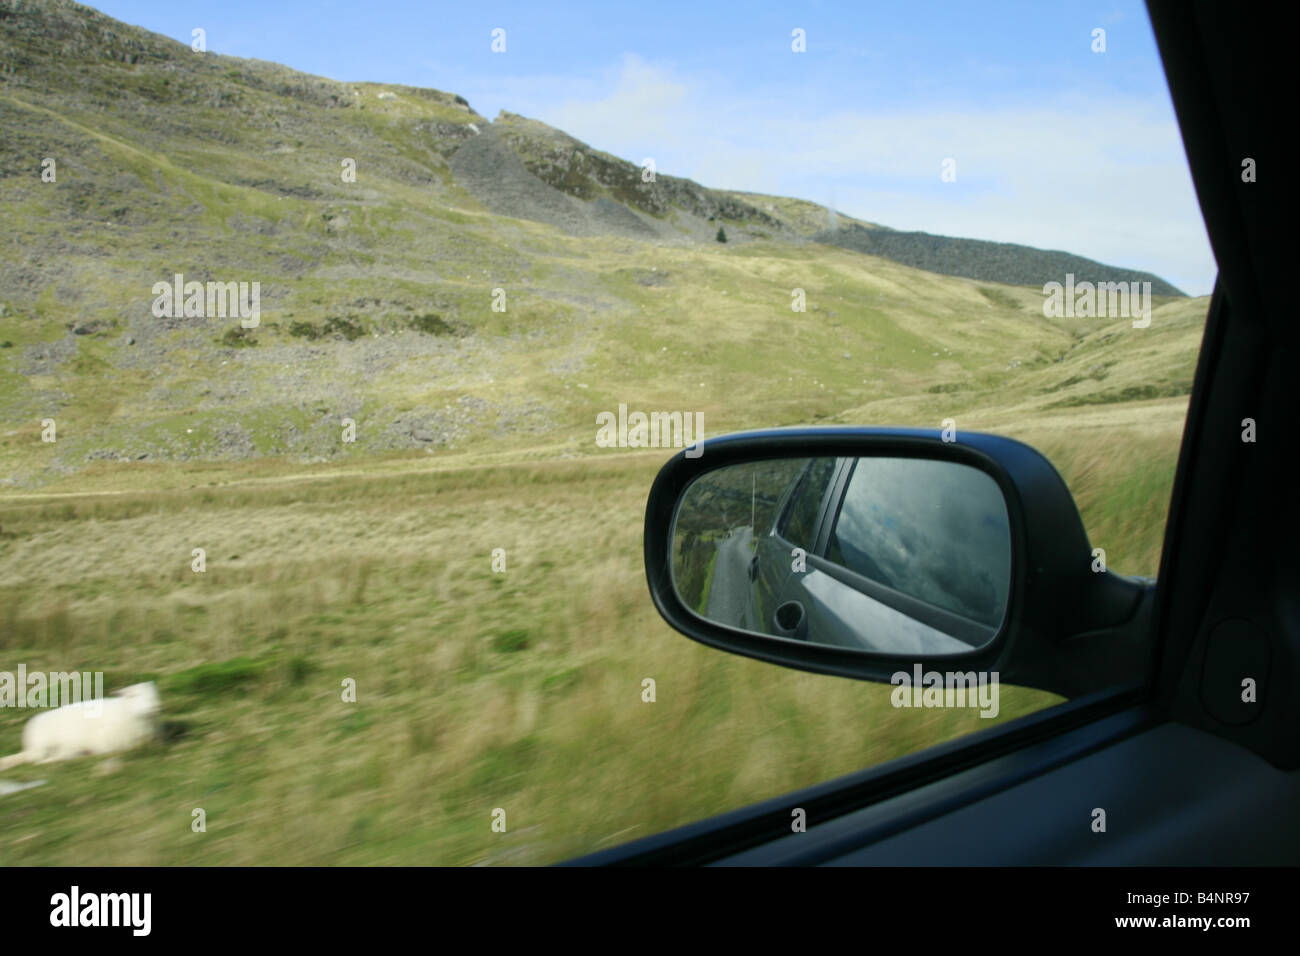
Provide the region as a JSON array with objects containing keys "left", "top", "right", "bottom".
[
  {"left": 813, "top": 225, "right": 1183, "bottom": 296},
  {"left": 0, "top": 0, "right": 1200, "bottom": 488}
]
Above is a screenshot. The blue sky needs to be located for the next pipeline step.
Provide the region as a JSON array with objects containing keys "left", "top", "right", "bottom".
[{"left": 90, "top": 1, "right": 1215, "bottom": 295}]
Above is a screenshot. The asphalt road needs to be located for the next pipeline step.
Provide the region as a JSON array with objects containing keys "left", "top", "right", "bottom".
[{"left": 706, "top": 526, "right": 755, "bottom": 631}]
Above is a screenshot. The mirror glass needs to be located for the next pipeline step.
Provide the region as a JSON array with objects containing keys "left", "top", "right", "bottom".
[{"left": 671, "top": 456, "right": 1012, "bottom": 654}]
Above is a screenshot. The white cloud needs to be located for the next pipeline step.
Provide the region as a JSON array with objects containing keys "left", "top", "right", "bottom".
[{"left": 549, "top": 54, "right": 690, "bottom": 137}]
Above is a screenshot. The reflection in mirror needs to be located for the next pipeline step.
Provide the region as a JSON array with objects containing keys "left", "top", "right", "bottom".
[{"left": 671, "top": 457, "right": 1011, "bottom": 655}]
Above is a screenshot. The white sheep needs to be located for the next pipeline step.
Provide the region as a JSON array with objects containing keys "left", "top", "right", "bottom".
[{"left": 0, "top": 682, "right": 161, "bottom": 771}]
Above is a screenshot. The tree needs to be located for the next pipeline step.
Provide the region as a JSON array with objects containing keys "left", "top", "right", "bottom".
[{"left": 716, "top": 226, "right": 727, "bottom": 243}]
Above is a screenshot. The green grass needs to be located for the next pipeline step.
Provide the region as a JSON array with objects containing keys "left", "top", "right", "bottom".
[
  {"left": 0, "top": 229, "right": 1204, "bottom": 865},
  {"left": 0, "top": 395, "right": 1194, "bottom": 864},
  {"left": 0, "top": 450, "right": 1073, "bottom": 864},
  {"left": 696, "top": 549, "right": 718, "bottom": 615}
]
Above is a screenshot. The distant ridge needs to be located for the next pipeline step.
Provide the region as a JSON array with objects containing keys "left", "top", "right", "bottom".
[{"left": 812, "top": 223, "right": 1186, "bottom": 296}]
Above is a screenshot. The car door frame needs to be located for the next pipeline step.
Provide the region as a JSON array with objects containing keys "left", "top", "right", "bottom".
[{"left": 755, "top": 456, "right": 851, "bottom": 633}]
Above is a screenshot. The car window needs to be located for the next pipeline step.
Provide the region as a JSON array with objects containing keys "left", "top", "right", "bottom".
[
  {"left": 825, "top": 459, "right": 1011, "bottom": 628},
  {"left": 776, "top": 458, "right": 839, "bottom": 549},
  {"left": 0, "top": 0, "right": 1213, "bottom": 868}
]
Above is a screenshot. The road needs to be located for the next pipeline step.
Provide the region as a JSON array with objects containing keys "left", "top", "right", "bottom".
[{"left": 705, "top": 526, "right": 756, "bottom": 631}]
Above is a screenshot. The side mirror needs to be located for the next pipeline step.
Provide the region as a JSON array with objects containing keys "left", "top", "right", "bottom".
[{"left": 643, "top": 427, "right": 1156, "bottom": 698}]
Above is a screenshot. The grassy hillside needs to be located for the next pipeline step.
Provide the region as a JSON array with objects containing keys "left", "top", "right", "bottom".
[
  {"left": 0, "top": 0, "right": 1192, "bottom": 492},
  {"left": 0, "top": 0, "right": 1206, "bottom": 864}
]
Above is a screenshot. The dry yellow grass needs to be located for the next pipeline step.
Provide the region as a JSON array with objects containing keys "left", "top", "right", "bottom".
[{"left": 0, "top": 452, "right": 1066, "bottom": 864}]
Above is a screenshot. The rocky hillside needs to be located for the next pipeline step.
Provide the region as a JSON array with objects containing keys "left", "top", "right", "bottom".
[
  {"left": 815, "top": 223, "right": 1183, "bottom": 296},
  {"left": 0, "top": 0, "right": 1184, "bottom": 283},
  {"left": 0, "top": 0, "right": 1198, "bottom": 489}
]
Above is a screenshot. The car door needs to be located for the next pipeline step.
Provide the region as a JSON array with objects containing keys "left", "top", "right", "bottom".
[{"left": 753, "top": 456, "right": 843, "bottom": 640}]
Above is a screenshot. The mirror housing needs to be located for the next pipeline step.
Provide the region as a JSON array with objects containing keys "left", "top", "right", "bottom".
[{"left": 643, "top": 427, "right": 1156, "bottom": 699}]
